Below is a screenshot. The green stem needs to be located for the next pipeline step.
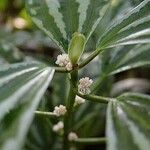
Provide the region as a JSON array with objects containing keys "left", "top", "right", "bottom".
[
  {"left": 35, "top": 111, "right": 56, "bottom": 117},
  {"left": 78, "top": 48, "right": 102, "bottom": 69},
  {"left": 53, "top": 67, "right": 69, "bottom": 73},
  {"left": 77, "top": 92, "right": 113, "bottom": 103},
  {"left": 63, "top": 70, "right": 78, "bottom": 150},
  {"left": 74, "top": 137, "right": 106, "bottom": 144}
]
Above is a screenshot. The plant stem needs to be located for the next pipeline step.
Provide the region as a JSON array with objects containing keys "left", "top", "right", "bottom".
[
  {"left": 35, "top": 111, "right": 56, "bottom": 117},
  {"left": 77, "top": 92, "right": 113, "bottom": 103},
  {"left": 78, "top": 48, "right": 102, "bottom": 69},
  {"left": 63, "top": 70, "right": 78, "bottom": 150},
  {"left": 74, "top": 137, "right": 106, "bottom": 144},
  {"left": 54, "top": 67, "right": 69, "bottom": 73}
]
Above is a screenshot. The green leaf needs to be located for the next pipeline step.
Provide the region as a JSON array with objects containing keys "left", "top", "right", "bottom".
[
  {"left": 108, "top": 44, "right": 150, "bottom": 75},
  {"left": 68, "top": 32, "right": 86, "bottom": 64},
  {"left": 26, "top": 0, "right": 110, "bottom": 51},
  {"left": 92, "top": 0, "right": 128, "bottom": 49},
  {"left": 0, "top": 62, "right": 55, "bottom": 150},
  {"left": 130, "top": 0, "right": 144, "bottom": 6},
  {"left": 25, "top": 116, "right": 54, "bottom": 150},
  {"left": 51, "top": 73, "right": 68, "bottom": 106},
  {"left": 98, "top": 0, "right": 150, "bottom": 49},
  {"left": 0, "top": 0, "right": 8, "bottom": 10},
  {"left": 0, "top": 42, "right": 23, "bottom": 63},
  {"left": 106, "top": 93, "right": 150, "bottom": 150},
  {"left": 110, "top": 44, "right": 150, "bottom": 74}
]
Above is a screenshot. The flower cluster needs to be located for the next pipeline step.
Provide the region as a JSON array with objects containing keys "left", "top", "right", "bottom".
[
  {"left": 78, "top": 77, "right": 93, "bottom": 94},
  {"left": 53, "top": 105, "right": 67, "bottom": 117},
  {"left": 55, "top": 54, "right": 72, "bottom": 71},
  {"left": 74, "top": 95, "right": 85, "bottom": 106},
  {"left": 68, "top": 132, "right": 78, "bottom": 141},
  {"left": 52, "top": 121, "right": 64, "bottom": 133}
]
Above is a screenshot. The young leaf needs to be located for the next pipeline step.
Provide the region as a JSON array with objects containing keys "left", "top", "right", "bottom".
[
  {"left": 97, "top": 0, "right": 150, "bottom": 49},
  {"left": 106, "top": 93, "right": 150, "bottom": 150},
  {"left": 68, "top": 33, "right": 86, "bottom": 64},
  {"left": 0, "top": 62, "right": 55, "bottom": 150},
  {"left": 26, "top": 0, "right": 110, "bottom": 51}
]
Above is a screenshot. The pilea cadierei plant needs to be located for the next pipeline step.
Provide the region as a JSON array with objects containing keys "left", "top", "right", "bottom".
[{"left": 0, "top": 0, "right": 150, "bottom": 150}]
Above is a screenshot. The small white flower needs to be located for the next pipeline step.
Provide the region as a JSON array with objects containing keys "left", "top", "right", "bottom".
[
  {"left": 74, "top": 95, "right": 85, "bottom": 106},
  {"left": 55, "top": 54, "right": 69, "bottom": 67},
  {"left": 53, "top": 105, "right": 67, "bottom": 117},
  {"left": 66, "top": 62, "right": 72, "bottom": 71},
  {"left": 78, "top": 77, "right": 93, "bottom": 94},
  {"left": 55, "top": 54, "right": 72, "bottom": 71},
  {"left": 68, "top": 132, "right": 78, "bottom": 141},
  {"left": 52, "top": 121, "right": 64, "bottom": 132}
]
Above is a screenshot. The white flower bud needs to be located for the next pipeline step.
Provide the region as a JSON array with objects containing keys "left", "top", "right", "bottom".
[
  {"left": 74, "top": 95, "right": 85, "bottom": 106},
  {"left": 52, "top": 121, "right": 64, "bottom": 132},
  {"left": 78, "top": 77, "right": 93, "bottom": 94},
  {"left": 53, "top": 105, "right": 67, "bottom": 117},
  {"left": 55, "top": 54, "right": 72, "bottom": 70},
  {"left": 68, "top": 132, "right": 78, "bottom": 141}
]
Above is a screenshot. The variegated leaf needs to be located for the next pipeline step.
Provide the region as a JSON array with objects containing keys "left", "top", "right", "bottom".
[
  {"left": 106, "top": 93, "right": 150, "bottom": 150},
  {"left": 108, "top": 44, "right": 150, "bottom": 75},
  {"left": 96, "top": 44, "right": 150, "bottom": 79},
  {"left": 97, "top": 0, "right": 150, "bottom": 49},
  {"left": 26, "top": 0, "right": 110, "bottom": 52},
  {"left": 0, "top": 62, "right": 54, "bottom": 150}
]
